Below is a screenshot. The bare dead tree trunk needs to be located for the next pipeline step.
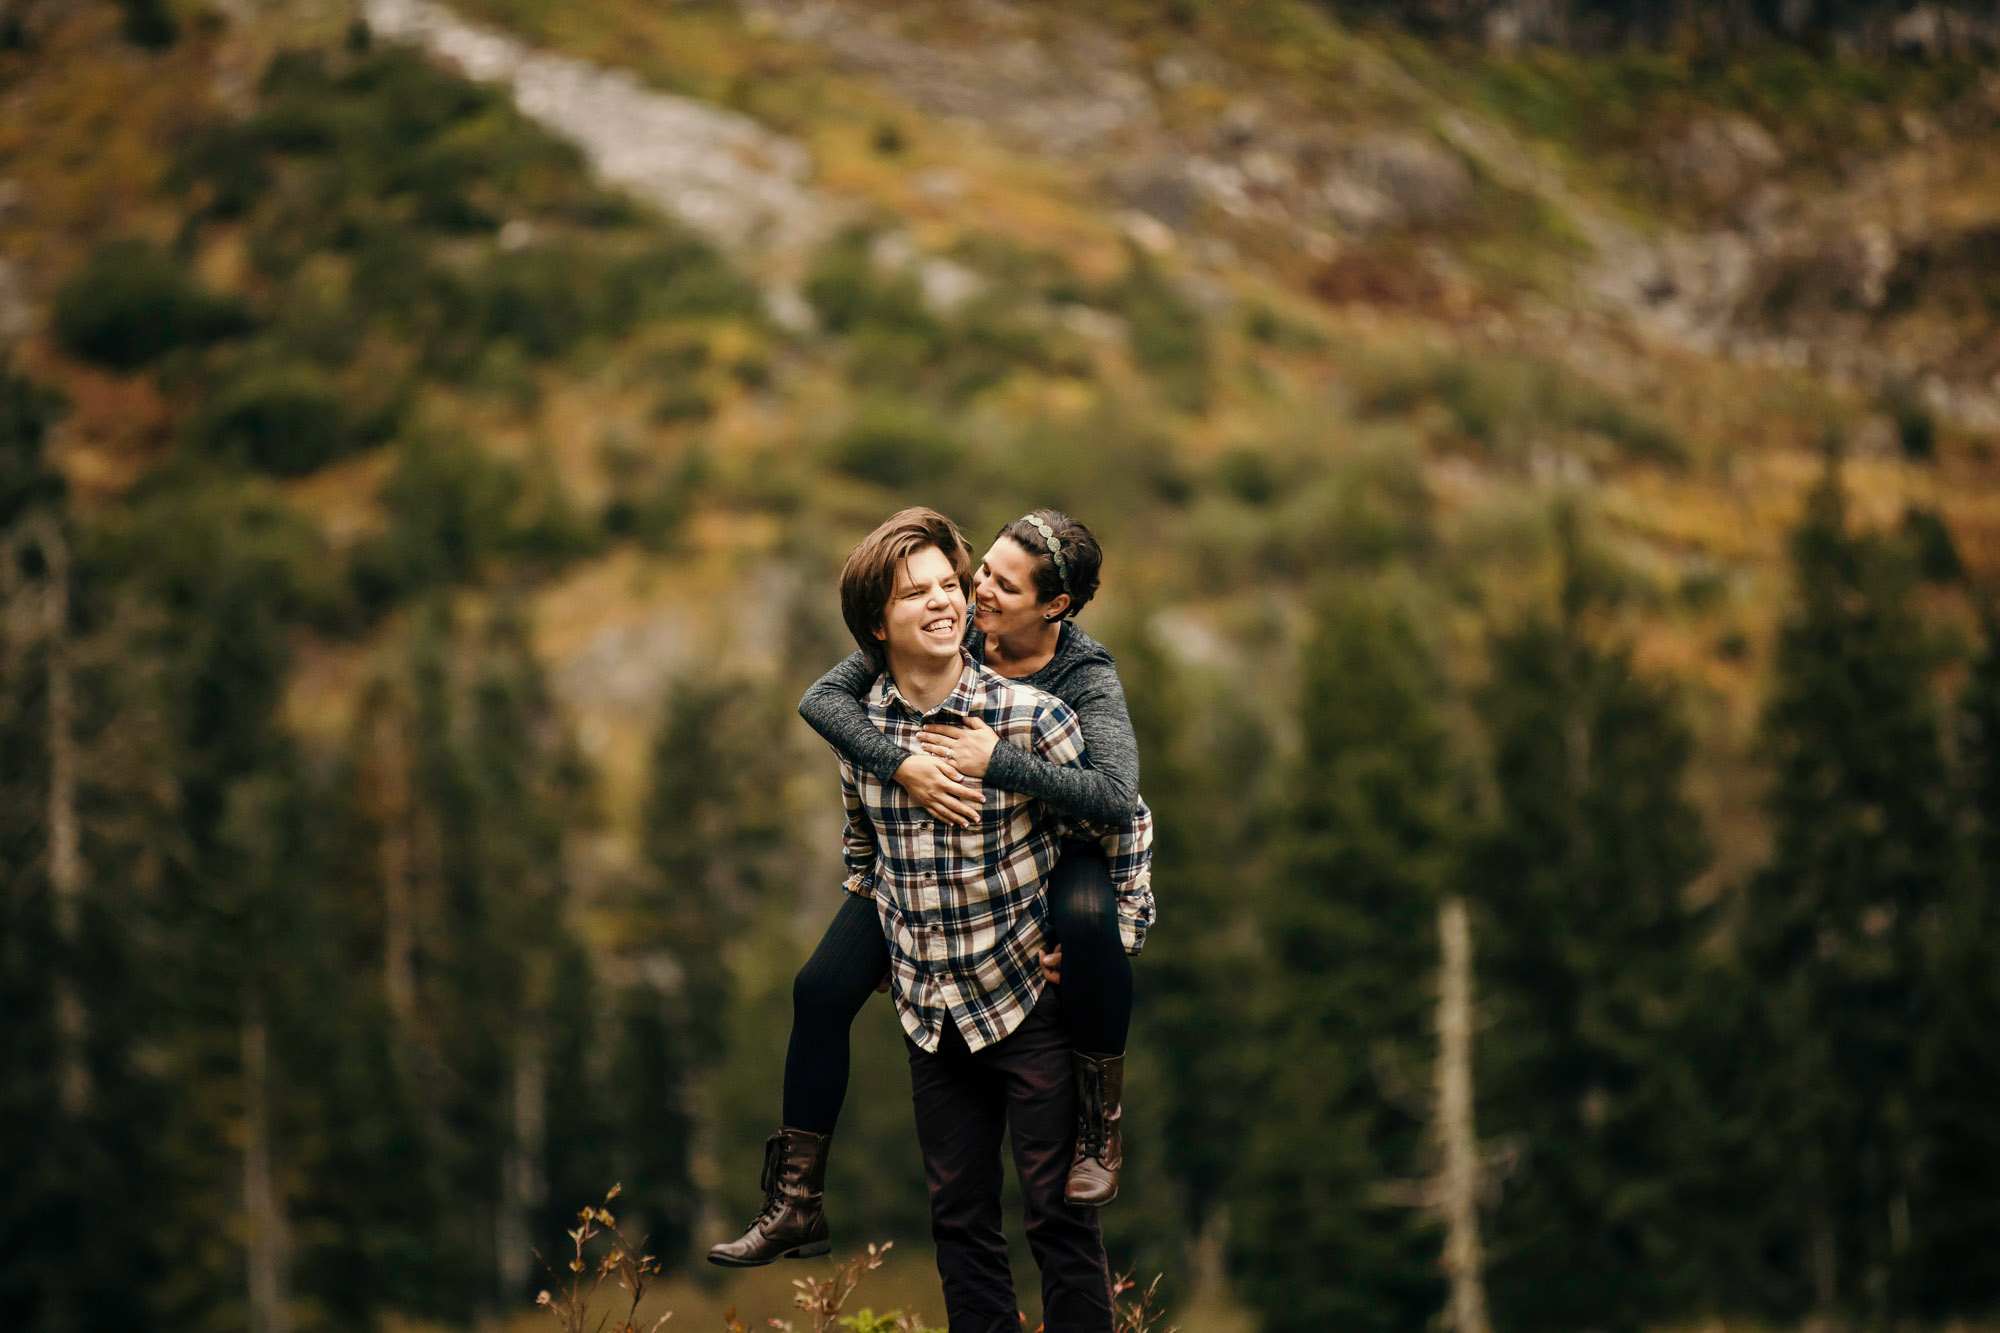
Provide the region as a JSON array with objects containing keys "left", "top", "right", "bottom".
[
  {"left": 12, "top": 514, "right": 90, "bottom": 1117},
  {"left": 41, "top": 520, "right": 87, "bottom": 1118},
  {"left": 243, "top": 992, "right": 293, "bottom": 1333},
  {"left": 370, "top": 699, "right": 418, "bottom": 1031},
  {"left": 1811, "top": 1188, "right": 1839, "bottom": 1316},
  {"left": 361, "top": 683, "right": 451, "bottom": 1157},
  {"left": 496, "top": 1026, "right": 547, "bottom": 1297},
  {"left": 1436, "top": 895, "right": 1491, "bottom": 1333}
]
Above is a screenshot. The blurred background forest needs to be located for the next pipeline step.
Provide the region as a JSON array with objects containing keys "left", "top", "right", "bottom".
[{"left": 7, "top": 0, "right": 2000, "bottom": 1329}]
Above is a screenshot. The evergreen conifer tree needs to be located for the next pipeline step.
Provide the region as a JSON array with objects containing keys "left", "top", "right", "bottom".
[
  {"left": 1733, "top": 454, "right": 1955, "bottom": 1321},
  {"left": 127, "top": 479, "right": 341, "bottom": 1333},
  {"left": 1115, "top": 619, "right": 1266, "bottom": 1285},
  {"left": 0, "top": 363, "right": 169, "bottom": 1333},
  {"left": 1230, "top": 587, "right": 1453, "bottom": 1333},
  {"left": 389, "top": 601, "right": 599, "bottom": 1318},
  {"left": 1905, "top": 602, "right": 2000, "bottom": 1315},
  {"left": 630, "top": 679, "right": 789, "bottom": 1265},
  {"left": 1467, "top": 518, "right": 1714, "bottom": 1331}
]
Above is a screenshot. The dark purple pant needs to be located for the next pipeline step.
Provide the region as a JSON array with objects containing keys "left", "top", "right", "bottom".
[{"left": 906, "top": 987, "right": 1112, "bottom": 1333}]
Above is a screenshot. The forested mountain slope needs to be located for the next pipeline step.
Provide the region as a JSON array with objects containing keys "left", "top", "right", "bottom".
[{"left": 5, "top": 1, "right": 2000, "bottom": 1331}]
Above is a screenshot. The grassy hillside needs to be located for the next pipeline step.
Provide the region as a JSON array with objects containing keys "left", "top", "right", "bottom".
[{"left": 12, "top": 0, "right": 1994, "bottom": 881}]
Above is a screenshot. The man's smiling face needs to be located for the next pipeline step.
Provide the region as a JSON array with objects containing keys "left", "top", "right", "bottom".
[{"left": 875, "top": 544, "right": 968, "bottom": 672}]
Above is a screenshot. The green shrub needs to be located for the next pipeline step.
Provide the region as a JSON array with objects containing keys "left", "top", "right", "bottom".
[
  {"left": 1427, "top": 356, "right": 1509, "bottom": 444},
  {"left": 846, "top": 324, "right": 949, "bottom": 390},
  {"left": 805, "top": 229, "right": 1085, "bottom": 401},
  {"left": 346, "top": 223, "right": 434, "bottom": 322},
  {"left": 600, "top": 432, "right": 696, "bottom": 550},
  {"left": 1355, "top": 349, "right": 1682, "bottom": 465},
  {"left": 413, "top": 239, "right": 757, "bottom": 379},
  {"left": 509, "top": 446, "right": 601, "bottom": 566},
  {"left": 475, "top": 245, "right": 602, "bottom": 357},
  {"left": 613, "top": 239, "right": 762, "bottom": 323},
  {"left": 943, "top": 301, "right": 1080, "bottom": 402},
  {"left": 805, "top": 231, "right": 879, "bottom": 335},
  {"left": 415, "top": 251, "right": 586, "bottom": 378},
  {"left": 1567, "top": 392, "right": 1685, "bottom": 466},
  {"left": 1244, "top": 302, "right": 1327, "bottom": 350},
  {"left": 333, "top": 47, "right": 504, "bottom": 160},
  {"left": 806, "top": 230, "right": 939, "bottom": 341},
  {"left": 1105, "top": 250, "right": 1209, "bottom": 413},
  {"left": 1249, "top": 437, "right": 1433, "bottom": 576},
  {"left": 1880, "top": 379, "right": 1936, "bottom": 461},
  {"left": 1217, "top": 449, "right": 1279, "bottom": 506},
  {"left": 999, "top": 411, "right": 1188, "bottom": 523},
  {"left": 252, "top": 52, "right": 344, "bottom": 152},
  {"left": 948, "top": 233, "right": 1089, "bottom": 306},
  {"left": 252, "top": 46, "right": 588, "bottom": 234},
  {"left": 186, "top": 366, "right": 352, "bottom": 476},
  {"left": 350, "top": 433, "right": 522, "bottom": 609},
  {"left": 0, "top": 361, "right": 66, "bottom": 528},
  {"left": 174, "top": 124, "right": 272, "bottom": 220},
  {"left": 1902, "top": 505, "right": 1962, "bottom": 584},
  {"left": 1678, "top": 565, "right": 1729, "bottom": 610},
  {"left": 121, "top": 473, "right": 356, "bottom": 634},
  {"left": 652, "top": 387, "right": 715, "bottom": 425},
  {"left": 53, "top": 242, "right": 252, "bottom": 371},
  {"left": 824, "top": 401, "right": 962, "bottom": 488},
  {"left": 116, "top": 0, "right": 176, "bottom": 48},
  {"left": 1354, "top": 353, "right": 1509, "bottom": 439}
]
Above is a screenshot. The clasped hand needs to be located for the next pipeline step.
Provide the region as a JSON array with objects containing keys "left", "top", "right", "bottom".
[{"left": 892, "top": 717, "right": 999, "bottom": 827}]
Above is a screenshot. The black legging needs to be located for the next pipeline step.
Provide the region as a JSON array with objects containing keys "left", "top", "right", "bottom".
[{"left": 781, "top": 842, "right": 1133, "bottom": 1135}]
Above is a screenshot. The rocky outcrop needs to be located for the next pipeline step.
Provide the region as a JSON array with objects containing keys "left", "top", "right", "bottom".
[
  {"left": 751, "top": 0, "right": 1159, "bottom": 160},
  {"left": 1654, "top": 115, "right": 1782, "bottom": 208},
  {"left": 755, "top": 0, "right": 1478, "bottom": 244},
  {"left": 1336, "top": 0, "right": 2000, "bottom": 55},
  {"left": 1323, "top": 131, "right": 1474, "bottom": 233}
]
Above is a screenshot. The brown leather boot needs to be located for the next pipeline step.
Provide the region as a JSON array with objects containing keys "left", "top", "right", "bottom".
[
  {"left": 1064, "top": 1051, "right": 1123, "bottom": 1206},
  {"left": 706, "top": 1128, "right": 833, "bottom": 1267}
]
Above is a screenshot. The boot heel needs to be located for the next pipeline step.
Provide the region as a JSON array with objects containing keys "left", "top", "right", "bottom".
[{"left": 786, "top": 1240, "right": 831, "bottom": 1259}]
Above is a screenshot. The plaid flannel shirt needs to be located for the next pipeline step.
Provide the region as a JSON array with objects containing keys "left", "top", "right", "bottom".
[{"left": 840, "top": 651, "right": 1156, "bottom": 1054}]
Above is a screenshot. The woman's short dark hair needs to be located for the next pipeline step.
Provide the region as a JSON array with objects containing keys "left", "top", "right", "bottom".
[{"left": 996, "top": 509, "right": 1102, "bottom": 619}]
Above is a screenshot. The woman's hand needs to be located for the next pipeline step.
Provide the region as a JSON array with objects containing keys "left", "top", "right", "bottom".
[
  {"left": 893, "top": 753, "right": 980, "bottom": 827},
  {"left": 1040, "top": 945, "right": 1062, "bottom": 985},
  {"left": 919, "top": 716, "right": 999, "bottom": 778}
]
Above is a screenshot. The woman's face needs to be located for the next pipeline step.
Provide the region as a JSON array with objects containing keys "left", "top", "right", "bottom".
[{"left": 973, "top": 538, "right": 1059, "bottom": 636}]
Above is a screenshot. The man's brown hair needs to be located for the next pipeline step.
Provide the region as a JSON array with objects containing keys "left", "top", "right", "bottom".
[{"left": 840, "top": 507, "right": 974, "bottom": 662}]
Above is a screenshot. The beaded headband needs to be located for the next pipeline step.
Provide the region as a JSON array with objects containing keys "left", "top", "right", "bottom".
[{"left": 1022, "top": 514, "right": 1071, "bottom": 595}]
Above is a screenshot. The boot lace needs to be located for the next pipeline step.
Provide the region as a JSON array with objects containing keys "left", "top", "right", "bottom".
[
  {"left": 1076, "top": 1074, "right": 1107, "bottom": 1161},
  {"left": 748, "top": 1135, "right": 786, "bottom": 1226}
]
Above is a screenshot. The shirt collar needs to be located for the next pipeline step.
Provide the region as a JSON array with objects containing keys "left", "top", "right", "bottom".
[{"left": 880, "top": 650, "right": 982, "bottom": 723}]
